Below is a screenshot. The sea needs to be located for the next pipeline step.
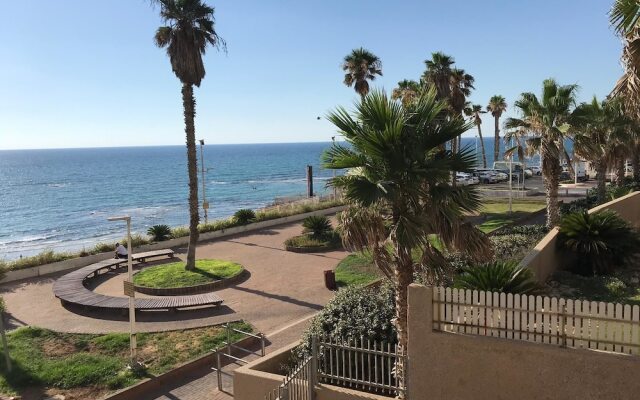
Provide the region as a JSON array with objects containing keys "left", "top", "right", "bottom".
[{"left": 0, "top": 139, "right": 536, "bottom": 260}]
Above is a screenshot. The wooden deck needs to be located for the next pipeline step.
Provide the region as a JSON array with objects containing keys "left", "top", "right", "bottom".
[{"left": 52, "top": 250, "right": 223, "bottom": 311}]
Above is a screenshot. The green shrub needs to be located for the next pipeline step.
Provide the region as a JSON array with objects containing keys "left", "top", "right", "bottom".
[
  {"left": 2, "top": 250, "right": 74, "bottom": 271},
  {"left": 284, "top": 231, "right": 341, "bottom": 249},
  {"left": 171, "top": 226, "right": 189, "bottom": 238},
  {"left": 199, "top": 218, "right": 237, "bottom": 233},
  {"left": 294, "top": 282, "right": 396, "bottom": 360},
  {"left": 557, "top": 210, "right": 640, "bottom": 275},
  {"left": 147, "top": 224, "right": 172, "bottom": 242},
  {"left": 454, "top": 261, "right": 539, "bottom": 294},
  {"left": 233, "top": 209, "right": 257, "bottom": 225},
  {"left": 302, "top": 215, "right": 332, "bottom": 237}
]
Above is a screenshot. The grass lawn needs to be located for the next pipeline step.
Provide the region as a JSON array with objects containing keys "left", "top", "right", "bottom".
[
  {"left": 133, "top": 259, "right": 243, "bottom": 288},
  {"left": 477, "top": 199, "right": 545, "bottom": 233},
  {"left": 0, "top": 322, "right": 251, "bottom": 398},
  {"left": 335, "top": 252, "right": 382, "bottom": 288}
]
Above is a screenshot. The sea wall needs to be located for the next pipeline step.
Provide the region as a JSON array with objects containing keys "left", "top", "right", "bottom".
[{"left": 0, "top": 205, "right": 346, "bottom": 284}]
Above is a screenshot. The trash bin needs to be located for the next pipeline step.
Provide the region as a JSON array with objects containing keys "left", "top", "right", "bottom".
[{"left": 324, "top": 270, "right": 336, "bottom": 290}]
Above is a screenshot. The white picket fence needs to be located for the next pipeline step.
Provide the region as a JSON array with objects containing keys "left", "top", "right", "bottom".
[{"left": 432, "top": 286, "right": 640, "bottom": 355}]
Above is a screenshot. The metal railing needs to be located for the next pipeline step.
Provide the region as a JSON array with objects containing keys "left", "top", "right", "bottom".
[
  {"left": 265, "top": 353, "right": 315, "bottom": 400},
  {"left": 263, "top": 335, "right": 405, "bottom": 399},
  {"left": 212, "top": 323, "right": 266, "bottom": 392},
  {"left": 317, "top": 335, "right": 405, "bottom": 397}
]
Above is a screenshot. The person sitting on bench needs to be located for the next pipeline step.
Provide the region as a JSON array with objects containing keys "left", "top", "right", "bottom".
[{"left": 115, "top": 243, "right": 128, "bottom": 259}]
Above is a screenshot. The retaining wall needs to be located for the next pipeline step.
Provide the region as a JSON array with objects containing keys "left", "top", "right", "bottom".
[
  {"left": 521, "top": 191, "right": 640, "bottom": 282},
  {"left": 1, "top": 206, "right": 346, "bottom": 284}
]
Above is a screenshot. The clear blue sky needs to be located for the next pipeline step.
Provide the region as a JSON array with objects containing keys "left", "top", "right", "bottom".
[{"left": 0, "top": 0, "right": 622, "bottom": 150}]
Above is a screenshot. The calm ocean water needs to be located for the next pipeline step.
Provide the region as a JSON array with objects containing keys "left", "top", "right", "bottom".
[{"left": 0, "top": 139, "right": 537, "bottom": 260}]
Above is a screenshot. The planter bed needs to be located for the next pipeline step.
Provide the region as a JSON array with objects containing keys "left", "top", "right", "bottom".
[{"left": 134, "top": 267, "right": 248, "bottom": 296}]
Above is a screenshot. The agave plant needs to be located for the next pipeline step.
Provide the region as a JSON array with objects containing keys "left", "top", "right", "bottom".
[
  {"left": 302, "top": 215, "right": 333, "bottom": 237},
  {"left": 233, "top": 209, "right": 256, "bottom": 225},
  {"left": 557, "top": 209, "right": 640, "bottom": 276},
  {"left": 147, "top": 224, "right": 172, "bottom": 242},
  {"left": 454, "top": 261, "right": 539, "bottom": 294}
]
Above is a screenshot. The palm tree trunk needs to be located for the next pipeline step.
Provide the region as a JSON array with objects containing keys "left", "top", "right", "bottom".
[
  {"left": 477, "top": 123, "right": 487, "bottom": 168},
  {"left": 616, "top": 157, "right": 626, "bottom": 184},
  {"left": 542, "top": 148, "right": 561, "bottom": 228},
  {"left": 182, "top": 83, "right": 200, "bottom": 271},
  {"left": 596, "top": 161, "right": 607, "bottom": 203},
  {"left": 393, "top": 243, "right": 412, "bottom": 399},
  {"left": 493, "top": 116, "right": 500, "bottom": 163}
]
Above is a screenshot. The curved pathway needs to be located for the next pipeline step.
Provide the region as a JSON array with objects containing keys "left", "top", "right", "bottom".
[{"left": 0, "top": 220, "right": 346, "bottom": 334}]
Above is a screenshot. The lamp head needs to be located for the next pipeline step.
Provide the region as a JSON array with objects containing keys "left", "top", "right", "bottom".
[
  {"left": 107, "top": 215, "right": 131, "bottom": 222},
  {"left": 199, "top": 139, "right": 205, "bottom": 145}
]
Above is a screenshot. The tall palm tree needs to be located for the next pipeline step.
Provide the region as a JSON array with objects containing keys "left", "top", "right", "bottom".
[
  {"left": 503, "top": 124, "right": 529, "bottom": 189},
  {"left": 392, "top": 79, "right": 421, "bottom": 107},
  {"left": 154, "top": 0, "right": 225, "bottom": 270},
  {"left": 506, "top": 79, "right": 578, "bottom": 228},
  {"left": 422, "top": 52, "right": 455, "bottom": 102},
  {"left": 572, "top": 96, "right": 630, "bottom": 202},
  {"left": 323, "top": 89, "right": 492, "bottom": 391},
  {"left": 449, "top": 69, "right": 475, "bottom": 153},
  {"left": 464, "top": 104, "right": 488, "bottom": 167},
  {"left": 342, "top": 48, "right": 382, "bottom": 98},
  {"left": 487, "top": 95, "right": 508, "bottom": 164}
]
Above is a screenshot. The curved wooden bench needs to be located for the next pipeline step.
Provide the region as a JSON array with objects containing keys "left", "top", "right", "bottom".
[{"left": 53, "top": 251, "right": 223, "bottom": 312}]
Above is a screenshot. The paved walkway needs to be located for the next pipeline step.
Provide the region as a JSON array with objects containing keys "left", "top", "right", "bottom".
[{"left": 0, "top": 220, "right": 346, "bottom": 334}]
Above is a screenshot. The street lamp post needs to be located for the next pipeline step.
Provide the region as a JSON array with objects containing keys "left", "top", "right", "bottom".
[
  {"left": 331, "top": 136, "right": 337, "bottom": 200},
  {"left": 508, "top": 138, "right": 513, "bottom": 214},
  {"left": 107, "top": 215, "right": 136, "bottom": 366},
  {"left": 199, "top": 139, "right": 208, "bottom": 224}
]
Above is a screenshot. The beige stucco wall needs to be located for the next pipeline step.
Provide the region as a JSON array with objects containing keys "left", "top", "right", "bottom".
[
  {"left": 521, "top": 191, "right": 640, "bottom": 282},
  {"left": 408, "top": 284, "right": 640, "bottom": 400}
]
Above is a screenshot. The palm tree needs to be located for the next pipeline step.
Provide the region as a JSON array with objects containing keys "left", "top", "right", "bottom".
[
  {"left": 449, "top": 69, "right": 475, "bottom": 153},
  {"left": 422, "top": 52, "right": 455, "bottom": 102},
  {"left": 506, "top": 79, "right": 578, "bottom": 228},
  {"left": 464, "top": 104, "right": 488, "bottom": 167},
  {"left": 392, "top": 79, "right": 421, "bottom": 107},
  {"left": 342, "top": 48, "right": 382, "bottom": 98},
  {"left": 154, "top": 0, "right": 225, "bottom": 270},
  {"left": 323, "top": 89, "right": 492, "bottom": 390},
  {"left": 487, "top": 95, "right": 508, "bottom": 163},
  {"left": 573, "top": 96, "right": 631, "bottom": 201}
]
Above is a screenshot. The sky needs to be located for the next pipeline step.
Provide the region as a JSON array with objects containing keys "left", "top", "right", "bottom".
[{"left": 0, "top": 0, "right": 624, "bottom": 150}]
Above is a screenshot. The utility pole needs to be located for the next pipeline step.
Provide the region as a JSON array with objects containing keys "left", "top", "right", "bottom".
[{"left": 199, "top": 139, "right": 208, "bottom": 224}]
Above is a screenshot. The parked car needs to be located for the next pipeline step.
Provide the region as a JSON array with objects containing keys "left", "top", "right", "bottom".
[
  {"left": 472, "top": 170, "right": 498, "bottom": 184},
  {"left": 458, "top": 172, "right": 479, "bottom": 185},
  {"left": 529, "top": 166, "right": 542, "bottom": 176},
  {"left": 455, "top": 173, "right": 471, "bottom": 186},
  {"left": 474, "top": 168, "right": 508, "bottom": 182}
]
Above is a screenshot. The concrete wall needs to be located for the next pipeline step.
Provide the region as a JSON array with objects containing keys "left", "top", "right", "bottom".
[
  {"left": 521, "top": 191, "right": 640, "bottom": 282},
  {"left": 407, "top": 284, "right": 640, "bottom": 400},
  {"left": 1, "top": 205, "right": 346, "bottom": 284}
]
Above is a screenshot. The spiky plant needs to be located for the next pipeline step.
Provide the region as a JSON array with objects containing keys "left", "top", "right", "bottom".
[
  {"left": 454, "top": 261, "right": 539, "bottom": 294},
  {"left": 557, "top": 209, "right": 640, "bottom": 276},
  {"left": 233, "top": 209, "right": 256, "bottom": 225},
  {"left": 342, "top": 48, "right": 382, "bottom": 98},
  {"left": 302, "top": 215, "right": 333, "bottom": 237},
  {"left": 147, "top": 224, "right": 172, "bottom": 242}
]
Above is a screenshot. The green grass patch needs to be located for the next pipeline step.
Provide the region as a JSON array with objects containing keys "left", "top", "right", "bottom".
[
  {"left": 477, "top": 200, "right": 545, "bottom": 233},
  {"left": 335, "top": 252, "right": 382, "bottom": 287},
  {"left": 133, "top": 259, "right": 243, "bottom": 289},
  {"left": 0, "top": 322, "right": 252, "bottom": 397}
]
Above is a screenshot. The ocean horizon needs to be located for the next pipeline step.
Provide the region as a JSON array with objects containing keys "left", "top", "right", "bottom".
[{"left": 0, "top": 139, "right": 536, "bottom": 260}]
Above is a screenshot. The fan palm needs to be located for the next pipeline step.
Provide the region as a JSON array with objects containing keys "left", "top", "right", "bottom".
[
  {"left": 572, "top": 96, "right": 631, "bottom": 202},
  {"left": 449, "top": 69, "right": 475, "bottom": 153},
  {"left": 154, "top": 0, "right": 225, "bottom": 270},
  {"left": 487, "top": 95, "right": 508, "bottom": 163},
  {"left": 503, "top": 125, "right": 529, "bottom": 189},
  {"left": 392, "top": 79, "right": 421, "bottom": 107},
  {"left": 610, "top": 0, "right": 640, "bottom": 121},
  {"left": 464, "top": 104, "right": 488, "bottom": 168},
  {"left": 422, "top": 52, "right": 455, "bottom": 102},
  {"left": 342, "top": 48, "right": 382, "bottom": 98},
  {"left": 505, "top": 79, "right": 578, "bottom": 228},
  {"left": 323, "top": 89, "right": 492, "bottom": 388},
  {"left": 454, "top": 261, "right": 539, "bottom": 295}
]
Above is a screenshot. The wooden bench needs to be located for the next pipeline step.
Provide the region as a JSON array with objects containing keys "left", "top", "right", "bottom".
[{"left": 52, "top": 250, "right": 223, "bottom": 312}]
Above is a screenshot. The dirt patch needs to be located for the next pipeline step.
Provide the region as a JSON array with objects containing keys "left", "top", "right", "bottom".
[{"left": 41, "top": 339, "right": 75, "bottom": 357}]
